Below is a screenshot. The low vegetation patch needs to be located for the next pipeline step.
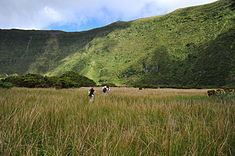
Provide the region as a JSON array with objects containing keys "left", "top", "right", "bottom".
[
  {"left": 0, "top": 80, "right": 13, "bottom": 89},
  {"left": 2, "top": 71, "right": 96, "bottom": 88},
  {"left": 207, "top": 88, "right": 235, "bottom": 101}
]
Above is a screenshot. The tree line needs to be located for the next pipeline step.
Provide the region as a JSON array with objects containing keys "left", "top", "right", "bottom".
[{"left": 0, "top": 71, "right": 96, "bottom": 89}]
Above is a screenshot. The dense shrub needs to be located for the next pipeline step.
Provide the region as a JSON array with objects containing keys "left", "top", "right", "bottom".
[
  {"left": 3, "top": 75, "right": 23, "bottom": 87},
  {"left": 59, "top": 71, "right": 96, "bottom": 87},
  {"left": 0, "top": 80, "right": 14, "bottom": 89},
  {"left": 22, "top": 74, "right": 47, "bottom": 88},
  {"left": 207, "top": 89, "right": 235, "bottom": 101},
  {"left": 100, "top": 83, "right": 117, "bottom": 87},
  {"left": 4, "top": 74, "right": 47, "bottom": 88},
  {"left": 3, "top": 72, "right": 96, "bottom": 88},
  {"left": 44, "top": 76, "right": 60, "bottom": 87}
]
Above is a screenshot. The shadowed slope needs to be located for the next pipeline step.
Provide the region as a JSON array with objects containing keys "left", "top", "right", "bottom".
[{"left": 0, "top": 0, "right": 234, "bottom": 87}]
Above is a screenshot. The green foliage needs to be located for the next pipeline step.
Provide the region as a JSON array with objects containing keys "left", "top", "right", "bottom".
[
  {"left": 59, "top": 71, "right": 96, "bottom": 88},
  {"left": 208, "top": 89, "right": 235, "bottom": 102},
  {"left": 3, "top": 72, "right": 96, "bottom": 88},
  {"left": 188, "top": 28, "right": 235, "bottom": 87},
  {"left": 4, "top": 74, "right": 47, "bottom": 88},
  {"left": 0, "top": 0, "right": 234, "bottom": 87},
  {"left": 215, "top": 92, "right": 235, "bottom": 101},
  {"left": 100, "top": 83, "right": 117, "bottom": 87},
  {"left": 0, "top": 80, "right": 14, "bottom": 89},
  {"left": 22, "top": 74, "right": 47, "bottom": 88},
  {"left": 3, "top": 75, "right": 23, "bottom": 87}
]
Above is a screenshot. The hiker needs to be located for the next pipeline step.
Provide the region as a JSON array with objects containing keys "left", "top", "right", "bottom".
[
  {"left": 107, "top": 86, "right": 110, "bottom": 92},
  {"left": 102, "top": 86, "right": 108, "bottom": 93},
  {"left": 88, "top": 87, "right": 95, "bottom": 102},
  {"left": 102, "top": 85, "right": 110, "bottom": 93}
]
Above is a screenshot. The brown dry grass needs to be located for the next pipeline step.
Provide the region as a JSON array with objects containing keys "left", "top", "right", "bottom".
[{"left": 0, "top": 87, "right": 234, "bottom": 155}]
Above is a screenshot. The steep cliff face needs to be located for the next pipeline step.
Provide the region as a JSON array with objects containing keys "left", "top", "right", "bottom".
[{"left": 0, "top": 0, "right": 234, "bottom": 87}]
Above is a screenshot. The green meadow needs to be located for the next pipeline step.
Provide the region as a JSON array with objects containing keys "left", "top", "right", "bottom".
[{"left": 0, "top": 88, "right": 234, "bottom": 155}]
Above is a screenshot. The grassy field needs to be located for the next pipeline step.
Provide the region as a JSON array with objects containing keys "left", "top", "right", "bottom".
[{"left": 0, "top": 87, "right": 234, "bottom": 155}]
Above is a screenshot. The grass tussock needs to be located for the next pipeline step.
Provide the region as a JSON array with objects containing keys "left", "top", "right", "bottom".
[{"left": 0, "top": 88, "right": 234, "bottom": 155}]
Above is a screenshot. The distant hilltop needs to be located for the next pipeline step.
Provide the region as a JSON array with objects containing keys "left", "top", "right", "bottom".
[{"left": 0, "top": 0, "right": 234, "bottom": 88}]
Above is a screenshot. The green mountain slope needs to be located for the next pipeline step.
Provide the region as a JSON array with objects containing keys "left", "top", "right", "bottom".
[{"left": 0, "top": 0, "right": 234, "bottom": 87}]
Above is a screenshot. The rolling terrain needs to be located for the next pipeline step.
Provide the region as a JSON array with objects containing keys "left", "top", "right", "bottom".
[{"left": 0, "top": 0, "right": 234, "bottom": 87}]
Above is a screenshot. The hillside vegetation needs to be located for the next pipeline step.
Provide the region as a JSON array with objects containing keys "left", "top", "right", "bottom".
[
  {"left": 0, "top": 0, "right": 234, "bottom": 87},
  {"left": 1, "top": 72, "right": 96, "bottom": 88}
]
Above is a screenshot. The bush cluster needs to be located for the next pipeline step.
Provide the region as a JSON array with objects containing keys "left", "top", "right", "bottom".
[
  {"left": 2, "top": 71, "right": 96, "bottom": 89},
  {"left": 0, "top": 80, "right": 14, "bottom": 89},
  {"left": 207, "top": 89, "right": 235, "bottom": 101}
]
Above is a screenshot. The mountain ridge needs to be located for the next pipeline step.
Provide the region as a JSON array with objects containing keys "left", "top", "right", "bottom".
[{"left": 0, "top": 0, "right": 234, "bottom": 87}]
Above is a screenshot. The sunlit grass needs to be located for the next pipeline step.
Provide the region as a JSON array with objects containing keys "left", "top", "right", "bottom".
[{"left": 0, "top": 88, "right": 234, "bottom": 155}]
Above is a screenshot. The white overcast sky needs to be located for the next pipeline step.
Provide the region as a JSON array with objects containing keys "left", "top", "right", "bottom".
[{"left": 0, "top": 0, "right": 217, "bottom": 31}]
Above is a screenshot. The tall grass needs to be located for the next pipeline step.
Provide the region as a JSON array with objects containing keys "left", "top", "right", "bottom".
[{"left": 0, "top": 88, "right": 234, "bottom": 155}]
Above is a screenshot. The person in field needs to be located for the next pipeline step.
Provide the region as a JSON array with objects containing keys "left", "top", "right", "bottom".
[
  {"left": 102, "top": 86, "right": 110, "bottom": 93},
  {"left": 88, "top": 87, "right": 95, "bottom": 102},
  {"left": 107, "top": 86, "right": 110, "bottom": 92},
  {"left": 102, "top": 86, "right": 108, "bottom": 93}
]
